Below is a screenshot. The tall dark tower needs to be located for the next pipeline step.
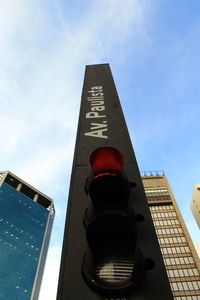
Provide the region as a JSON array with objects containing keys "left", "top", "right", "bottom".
[{"left": 57, "top": 64, "right": 173, "bottom": 299}]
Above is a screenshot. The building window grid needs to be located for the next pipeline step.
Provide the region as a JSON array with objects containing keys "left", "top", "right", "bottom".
[
  {"left": 156, "top": 227, "right": 183, "bottom": 235},
  {"left": 174, "top": 295, "right": 200, "bottom": 300},
  {"left": 147, "top": 195, "right": 171, "bottom": 202},
  {"left": 170, "top": 280, "right": 200, "bottom": 291},
  {"left": 150, "top": 205, "right": 174, "bottom": 211},
  {"left": 167, "top": 268, "right": 200, "bottom": 278},
  {"left": 153, "top": 219, "right": 180, "bottom": 226},
  {"left": 158, "top": 236, "right": 187, "bottom": 245},
  {"left": 164, "top": 257, "right": 194, "bottom": 266},
  {"left": 151, "top": 206, "right": 198, "bottom": 272},
  {"left": 174, "top": 297, "right": 200, "bottom": 300},
  {"left": 145, "top": 186, "right": 173, "bottom": 203},
  {"left": 145, "top": 188, "right": 168, "bottom": 194},
  {"left": 151, "top": 211, "right": 177, "bottom": 218},
  {"left": 161, "top": 246, "right": 191, "bottom": 255},
  {"left": 144, "top": 182, "right": 200, "bottom": 298}
]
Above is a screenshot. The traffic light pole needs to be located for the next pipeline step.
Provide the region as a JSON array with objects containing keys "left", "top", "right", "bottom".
[{"left": 57, "top": 64, "right": 173, "bottom": 300}]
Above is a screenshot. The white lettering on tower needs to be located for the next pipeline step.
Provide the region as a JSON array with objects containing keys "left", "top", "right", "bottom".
[{"left": 85, "top": 86, "right": 108, "bottom": 139}]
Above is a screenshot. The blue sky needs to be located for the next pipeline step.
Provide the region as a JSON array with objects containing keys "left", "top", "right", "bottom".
[{"left": 1, "top": 0, "right": 200, "bottom": 299}]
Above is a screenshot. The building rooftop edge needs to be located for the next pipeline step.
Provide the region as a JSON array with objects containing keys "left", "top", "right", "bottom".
[
  {"left": 86, "top": 63, "right": 109, "bottom": 67},
  {"left": 0, "top": 170, "right": 54, "bottom": 206},
  {"left": 141, "top": 170, "right": 165, "bottom": 177}
]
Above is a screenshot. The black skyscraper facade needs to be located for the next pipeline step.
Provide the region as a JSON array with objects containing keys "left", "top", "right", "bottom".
[{"left": 57, "top": 64, "right": 173, "bottom": 300}]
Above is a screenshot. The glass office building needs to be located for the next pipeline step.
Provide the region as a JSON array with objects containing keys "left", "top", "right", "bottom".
[
  {"left": 142, "top": 171, "right": 200, "bottom": 299},
  {"left": 0, "top": 171, "right": 55, "bottom": 300}
]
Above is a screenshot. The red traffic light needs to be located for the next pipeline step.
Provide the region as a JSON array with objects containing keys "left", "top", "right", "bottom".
[{"left": 89, "top": 147, "right": 124, "bottom": 176}]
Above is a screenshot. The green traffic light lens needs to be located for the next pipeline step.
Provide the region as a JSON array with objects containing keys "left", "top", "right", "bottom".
[
  {"left": 82, "top": 214, "right": 143, "bottom": 295},
  {"left": 96, "top": 257, "right": 134, "bottom": 285}
]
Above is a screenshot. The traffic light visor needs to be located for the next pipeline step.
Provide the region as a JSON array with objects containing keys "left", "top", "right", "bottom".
[{"left": 89, "top": 147, "right": 124, "bottom": 175}]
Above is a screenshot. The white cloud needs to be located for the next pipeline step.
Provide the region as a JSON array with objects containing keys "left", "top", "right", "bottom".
[
  {"left": 38, "top": 245, "right": 61, "bottom": 300},
  {"left": 18, "top": 144, "right": 73, "bottom": 187},
  {"left": 0, "top": 116, "right": 30, "bottom": 155},
  {"left": 98, "top": 0, "right": 149, "bottom": 34},
  {"left": 0, "top": 0, "right": 153, "bottom": 183},
  {"left": 0, "top": 1, "right": 154, "bottom": 299}
]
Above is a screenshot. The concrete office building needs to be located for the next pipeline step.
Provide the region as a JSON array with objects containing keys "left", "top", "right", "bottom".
[
  {"left": 193, "top": 244, "right": 200, "bottom": 260},
  {"left": 0, "top": 171, "right": 55, "bottom": 300},
  {"left": 142, "top": 171, "right": 200, "bottom": 299},
  {"left": 191, "top": 184, "right": 200, "bottom": 228}
]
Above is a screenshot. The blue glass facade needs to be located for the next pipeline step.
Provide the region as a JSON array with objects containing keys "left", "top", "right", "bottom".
[{"left": 0, "top": 182, "right": 49, "bottom": 300}]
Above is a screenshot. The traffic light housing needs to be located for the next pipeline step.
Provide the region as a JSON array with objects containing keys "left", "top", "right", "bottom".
[
  {"left": 82, "top": 147, "right": 152, "bottom": 296},
  {"left": 56, "top": 64, "right": 174, "bottom": 300}
]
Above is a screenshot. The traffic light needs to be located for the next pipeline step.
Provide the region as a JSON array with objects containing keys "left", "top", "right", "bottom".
[
  {"left": 57, "top": 64, "right": 173, "bottom": 300},
  {"left": 82, "top": 147, "right": 152, "bottom": 297}
]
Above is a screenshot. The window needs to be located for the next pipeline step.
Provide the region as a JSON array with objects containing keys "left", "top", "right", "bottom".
[
  {"left": 158, "top": 236, "right": 186, "bottom": 245},
  {"left": 164, "top": 256, "right": 194, "bottom": 266},
  {"left": 167, "top": 268, "right": 199, "bottom": 278},
  {"left": 150, "top": 205, "right": 173, "bottom": 211},
  {"left": 153, "top": 219, "right": 180, "bottom": 226},
  {"left": 171, "top": 281, "right": 200, "bottom": 291},
  {"left": 147, "top": 195, "right": 171, "bottom": 202},
  {"left": 151, "top": 211, "right": 177, "bottom": 218},
  {"left": 156, "top": 227, "right": 183, "bottom": 235},
  {"left": 0, "top": 183, "right": 49, "bottom": 299},
  {"left": 161, "top": 246, "right": 190, "bottom": 255},
  {"left": 174, "top": 296, "right": 200, "bottom": 300},
  {"left": 145, "top": 188, "right": 168, "bottom": 194}
]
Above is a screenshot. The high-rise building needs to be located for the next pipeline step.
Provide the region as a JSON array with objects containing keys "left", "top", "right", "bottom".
[
  {"left": 0, "top": 170, "right": 55, "bottom": 300},
  {"left": 191, "top": 184, "right": 200, "bottom": 228},
  {"left": 142, "top": 171, "right": 200, "bottom": 299},
  {"left": 193, "top": 244, "right": 200, "bottom": 260}
]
